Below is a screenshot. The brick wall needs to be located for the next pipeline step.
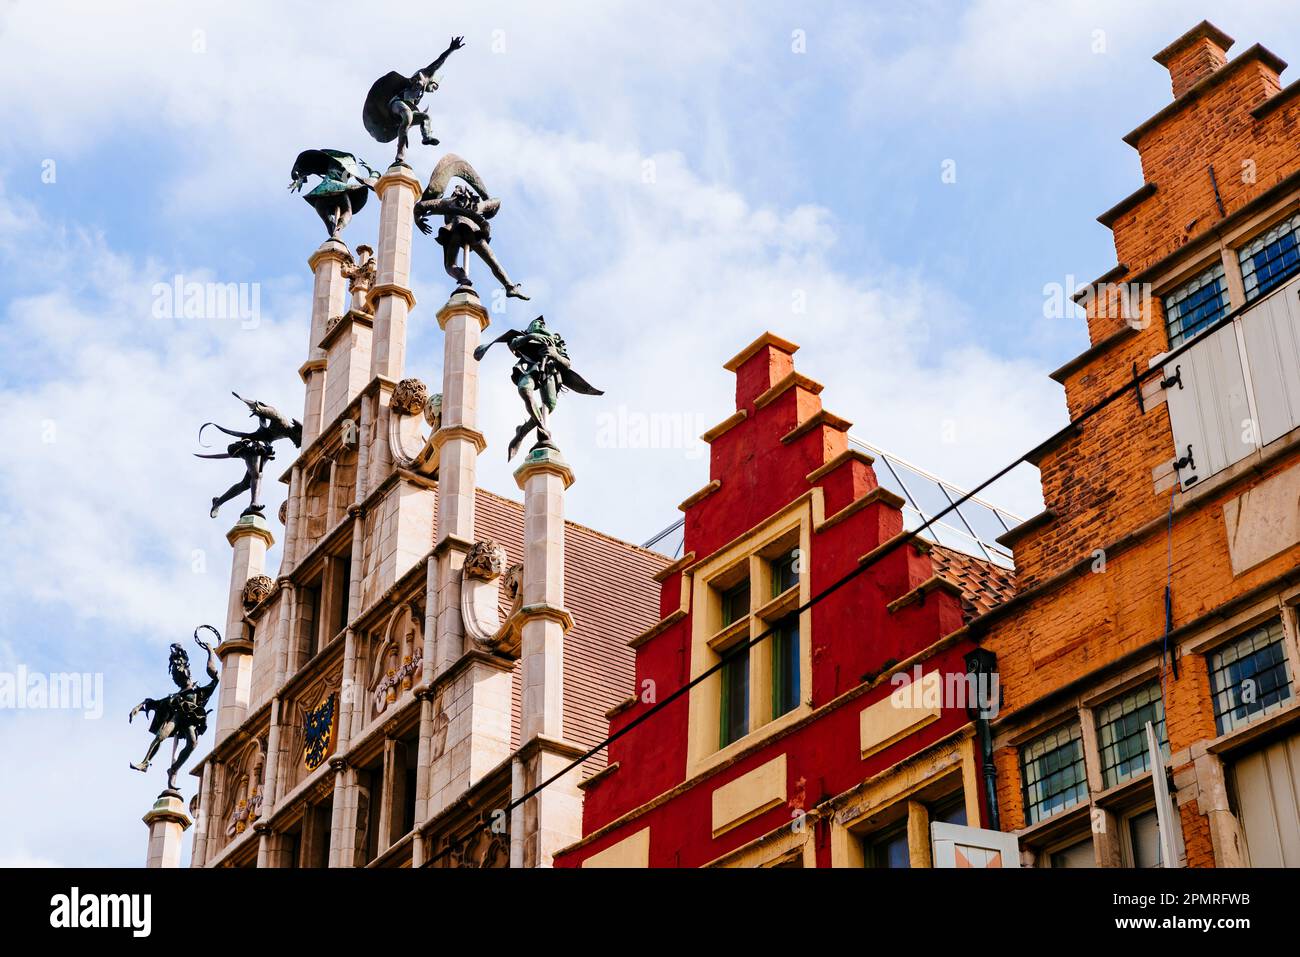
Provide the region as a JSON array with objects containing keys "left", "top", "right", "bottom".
[{"left": 982, "top": 23, "right": 1300, "bottom": 867}]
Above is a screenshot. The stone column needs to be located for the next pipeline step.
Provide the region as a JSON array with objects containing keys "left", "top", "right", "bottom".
[
  {"left": 202, "top": 759, "right": 226, "bottom": 867},
  {"left": 414, "top": 291, "right": 509, "bottom": 830},
  {"left": 271, "top": 579, "right": 295, "bottom": 691},
  {"left": 215, "top": 512, "right": 274, "bottom": 741},
  {"left": 509, "top": 447, "right": 583, "bottom": 866},
  {"left": 509, "top": 739, "right": 586, "bottom": 869},
  {"left": 260, "top": 697, "right": 284, "bottom": 821},
  {"left": 283, "top": 464, "right": 305, "bottom": 571},
  {"left": 328, "top": 762, "right": 353, "bottom": 868},
  {"left": 143, "top": 792, "right": 192, "bottom": 868},
  {"left": 255, "top": 822, "right": 273, "bottom": 868},
  {"left": 189, "top": 764, "right": 213, "bottom": 868},
  {"left": 412, "top": 690, "right": 436, "bottom": 842},
  {"left": 513, "top": 448, "right": 574, "bottom": 742},
  {"left": 430, "top": 290, "right": 489, "bottom": 676},
  {"left": 303, "top": 239, "right": 350, "bottom": 447},
  {"left": 369, "top": 164, "right": 421, "bottom": 382}
]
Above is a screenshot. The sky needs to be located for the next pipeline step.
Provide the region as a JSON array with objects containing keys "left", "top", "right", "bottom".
[{"left": 1, "top": 0, "right": 1296, "bottom": 867}]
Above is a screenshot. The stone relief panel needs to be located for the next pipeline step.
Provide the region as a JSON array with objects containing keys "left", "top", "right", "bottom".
[
  {"left": 364, "top": 599, "right": 425, "bottom": 725},
  {"left": 426, "top": 773, "right": 511, "bottom": 869},
  {"left": 210, "top": 734, "right": 267, "bottom": 857},
  {"left": 281, "top": 657, "right": 345, "bottom": 794},
  {"left": 331, "top": 445, "right": 358, "bottom": 527},
  {"left": 302, "top": 459, "right": 331, "bottom": 542}
]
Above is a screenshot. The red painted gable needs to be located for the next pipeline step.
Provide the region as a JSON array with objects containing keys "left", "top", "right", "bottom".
[{"left": 556, "top": 333, "right": 1008, "bottom": 868}]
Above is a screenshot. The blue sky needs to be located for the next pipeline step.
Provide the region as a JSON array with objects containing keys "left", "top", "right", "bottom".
[{"left": 1, "top": 1, "right": 1296, "bottom": 866}]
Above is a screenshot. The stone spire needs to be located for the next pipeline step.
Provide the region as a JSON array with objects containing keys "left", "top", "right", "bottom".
[
  {"left": 302, "top": 239, "right": 350, "bottom": 446},
  {"left": 214, "top": 513, "right": 273, "bottom": 741},
  {"left": 143, "top": 792, "right": 192, "bottom": 868},
  {"left": 509, "top": 448, "right": 584, "bottom": 867},
  {"left": 369, "top": 164, "right": 422, "bottom": 382}
]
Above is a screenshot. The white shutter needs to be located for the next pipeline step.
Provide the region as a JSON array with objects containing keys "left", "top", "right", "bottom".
[
  {"left": 1231, "top": 731, "right": 1300, "bottom": 867},
  {"left": 1161, "top": 323, "right": 1255, "bottom": 489},
  {"left": 1240, "top": 273, "right": 1300, "bottom": 446},
  {"left": 930, "top": 821, "right": 1021, "bottom": 868}
]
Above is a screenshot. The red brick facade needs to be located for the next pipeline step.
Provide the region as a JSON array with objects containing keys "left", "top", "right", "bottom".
[{"left": 980, "top": 21, "right": 1300, "bottom": 868}]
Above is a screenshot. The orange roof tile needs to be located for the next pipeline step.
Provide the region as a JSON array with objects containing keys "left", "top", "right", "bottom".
[{"left": 928, "top": 545, "right": 1017, "bottom": 620}]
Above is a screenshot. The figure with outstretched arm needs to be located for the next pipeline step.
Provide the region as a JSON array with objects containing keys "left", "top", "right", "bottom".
[
  {"left": 288, "top": 150, "right": 380, "bottom": 239},
  {"left": 130, "top": 627, "right": 222, "bottom": 792},
  {"left": 363, "top": 36, "right": 466, "bottom": 165}
]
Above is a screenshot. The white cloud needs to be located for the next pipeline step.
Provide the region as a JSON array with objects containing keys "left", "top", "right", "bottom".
[
  {"left": 0, "top": 853, "right": 60, "bottom": 868},
  {"left": 441, "top": 121, "right": 1057, "bottom": 539},
  {"left": 815, "top": 0, "right": 1300, "bottom": 123},
  {"left": 0, "top": 190, "right": 303, "bottom": 638}
]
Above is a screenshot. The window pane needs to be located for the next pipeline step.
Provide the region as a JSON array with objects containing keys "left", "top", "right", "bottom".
[
  {"left": 1240, "top": 212, "right": 1300, "bottom": 301},
  {"left": 772, "top": 617, "right": 800, "bottom": 718},
  {"left": 1096, "top": 683, "right": 1169, "bottom": 788},
  {"left": 720, "top": 652, "right": 749, "bottom": 747},
  {"left": 772, "top": 550, "right": 799, "bottom": 597},
  {"left": 867, "top": 828, "right": 911, "bottom": 869},
  {"left": 931, "top": 794, "right": 968, "bottom": 827},
  {"left": 1163, "top": 261, "right": 1229, "bottom": 347},
  {"left": 1128, "top": 809, "right": 1163, "bottom": 868},
  {"left": 1020, "top": 722, "right": 1088, "bottom": 824},
  {"left": 1208, "top": 619, "right": 1294, "bottom": 734},
  {"left": 722, "top": 580, "right": 750, "bottom": 626},
  {"left": 1050, "top": 837, "right": 1095, "bottom": 868}
]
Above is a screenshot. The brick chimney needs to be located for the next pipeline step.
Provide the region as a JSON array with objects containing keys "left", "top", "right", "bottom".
[{"left": 1154, "top": 20, "right": 1234, "bottom": 99}]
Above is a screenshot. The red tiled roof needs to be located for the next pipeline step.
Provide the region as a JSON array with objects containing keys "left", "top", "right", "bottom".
[{"left": 928, "top": 545, "right": 1017, "bottom": 619}]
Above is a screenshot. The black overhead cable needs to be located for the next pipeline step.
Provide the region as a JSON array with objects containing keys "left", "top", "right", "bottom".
[{"left": 421, "top": 300, "right": 1251, "bottom": 868}]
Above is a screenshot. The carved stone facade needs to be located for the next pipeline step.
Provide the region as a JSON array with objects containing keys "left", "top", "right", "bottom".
[
  {"left": 280, "top": 656, "right": 346, "bottom": 796},
  {"left": 185, "top": 158, "right": 665, "bottom": 872},
  {"left": 364, "top": 601, "right": 424, "bottom": 723}
]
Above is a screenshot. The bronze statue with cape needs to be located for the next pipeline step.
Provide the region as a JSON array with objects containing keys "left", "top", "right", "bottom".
[
  {"left": 415, "top": 153, "right": 530, "bottom": 301},
  {"left": 289, "top": 149, "right": 380, "bottom": 239},
  {"left": 362, "top": 36, "right": 465, "bottom": 165},
  {"left": 474, "top": 316, "right": 603, "bottom": 459}
]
